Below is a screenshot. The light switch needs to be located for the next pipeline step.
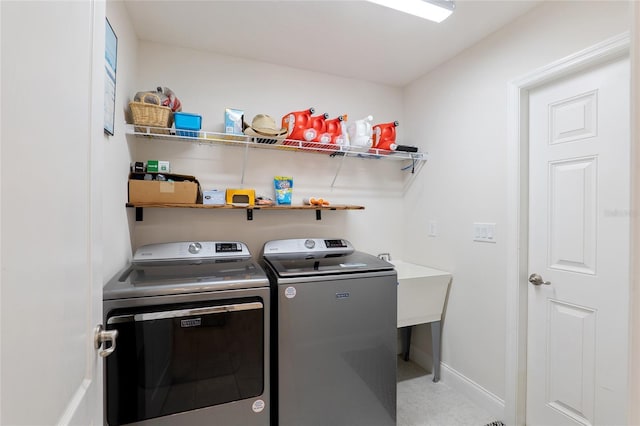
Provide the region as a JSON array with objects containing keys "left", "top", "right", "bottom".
[
  {"left": 428, "top": 220, "right": 438, "bottom": 237},
  {"left": 473, "top": 223, "right": 496, "bottom": 243}
]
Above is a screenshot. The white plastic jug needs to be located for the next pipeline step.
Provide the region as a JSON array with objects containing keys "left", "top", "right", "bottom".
[
  {"left": 334, "top": 120, "right": 350, "bottom": 147},
  {"left": 347, "top": 115, "right": 373, "bottom": 151}
]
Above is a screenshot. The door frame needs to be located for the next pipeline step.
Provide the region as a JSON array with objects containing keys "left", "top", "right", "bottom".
[{"left": 504, "top": 32, "right": 635, "bottom": 425}]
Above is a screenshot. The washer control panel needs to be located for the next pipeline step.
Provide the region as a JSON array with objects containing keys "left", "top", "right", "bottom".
[
  {"left": 263, "top": 238, "right": 354, "bottom": 257},
  {"left": 133, "top": 241, "right": 250, "bottom": 262},
  {"left": 215, "top": 242, "right": 244, "bottom": 253}
]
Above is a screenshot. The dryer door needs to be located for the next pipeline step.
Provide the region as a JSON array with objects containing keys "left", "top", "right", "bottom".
[{"left": 105, "top": 297, "right": 264, "bottom": 425}]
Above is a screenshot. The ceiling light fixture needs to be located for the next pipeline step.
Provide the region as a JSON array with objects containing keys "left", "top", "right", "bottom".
[{"left": 367, "top": 0, "right": 455, "bottom": 23}]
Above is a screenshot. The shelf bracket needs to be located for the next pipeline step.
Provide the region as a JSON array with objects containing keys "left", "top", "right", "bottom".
[
  {"left": 135, "top": 207, "right": 143, "bottom": 222},
  {"left": 316, "top": 209, "right": 321, "bottom": 220},
  {"left": 330, "top": 152, "right": 348, "bottom": 188},
  {"left": 240, "top": 143, "right": 249, "bottom": 185},
  {"left": 247, "top": 208, "right": 253, "bottom": 221}
]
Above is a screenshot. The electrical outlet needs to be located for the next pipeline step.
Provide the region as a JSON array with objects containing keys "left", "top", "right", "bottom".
[{"left": 473, "top": 223, "right": 496, "bottom": 243}]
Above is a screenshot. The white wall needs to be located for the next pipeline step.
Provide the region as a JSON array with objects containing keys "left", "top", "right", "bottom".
[
  {"left": 130, "top": 41, "right": 408, "bottom": 257},
  {"left": 103, "top": 1, "right": 138, "bottom": 280},
  {"left": 403, "top": 0, "right": 629, "bottom": 409}
]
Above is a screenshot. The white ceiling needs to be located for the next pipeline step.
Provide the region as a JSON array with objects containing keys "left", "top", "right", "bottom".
[{"left": 124, "top": 0, "right": 542, "bottom": 87}]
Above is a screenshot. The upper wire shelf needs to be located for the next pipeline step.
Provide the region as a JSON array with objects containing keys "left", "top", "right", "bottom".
[{"left": 125, "top": 124, "right": 427, "bottom": 162}]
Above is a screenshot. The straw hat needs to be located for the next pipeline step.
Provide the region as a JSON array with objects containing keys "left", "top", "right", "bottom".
[{"left": 243, "top": 114, "right": 287, "bottom": 138}]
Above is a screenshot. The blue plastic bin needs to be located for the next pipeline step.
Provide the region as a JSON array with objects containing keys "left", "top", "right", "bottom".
[{"left": 174, "top": 112, "right": 202, "bottom": 137}]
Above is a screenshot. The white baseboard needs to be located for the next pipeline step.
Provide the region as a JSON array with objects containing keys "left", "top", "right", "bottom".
[{"left": 439, "top": 361, "right": 505, "bottom": 422}]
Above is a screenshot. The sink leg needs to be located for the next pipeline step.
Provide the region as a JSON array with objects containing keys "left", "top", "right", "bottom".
[
  {"left": 431, "top": 321, "right": 442, "bottom": 382},
  {"left": 401, "top": 326, "right": 413, "bottom": 361}
]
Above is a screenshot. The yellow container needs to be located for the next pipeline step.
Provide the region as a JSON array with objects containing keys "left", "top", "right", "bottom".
[{"left": 226, "top": 189, "right": 255, "bottom": 206}]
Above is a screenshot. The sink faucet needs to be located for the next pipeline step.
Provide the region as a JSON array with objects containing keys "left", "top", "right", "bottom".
[{"left": 378, "top": 253, "right": 391, "bottom": 261}]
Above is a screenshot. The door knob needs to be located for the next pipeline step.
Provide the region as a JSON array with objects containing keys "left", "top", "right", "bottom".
[
  {"left": 94, "top": 324, "right": 119, "bottom": 358},
  {"left": 528, "top": 273, "right": 551, "bottom": 286}
]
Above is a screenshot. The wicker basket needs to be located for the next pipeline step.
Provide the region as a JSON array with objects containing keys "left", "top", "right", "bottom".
[{"left": 129, "top": 93, "right": 173, "bottom": 134}]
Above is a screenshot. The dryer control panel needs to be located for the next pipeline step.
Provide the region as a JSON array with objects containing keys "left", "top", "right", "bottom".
[
  {"left": 133, "top": 241, "right": 251, "bottom": 262},
  {"left": 262, "top": 238, "right": 354, "bottom": 258}
]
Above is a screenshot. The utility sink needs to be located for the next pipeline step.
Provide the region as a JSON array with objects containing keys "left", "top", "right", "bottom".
[
  {"left": 391, "top": 260, "right": 451, "bottom": 382},
  {"left": 392, "top": 260, "right": 452, "bottom": 327}
]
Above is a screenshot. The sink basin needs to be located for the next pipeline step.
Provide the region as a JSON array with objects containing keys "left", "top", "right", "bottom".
[{"left": 391, "top": 260, "right": 452, "bottom": 327}]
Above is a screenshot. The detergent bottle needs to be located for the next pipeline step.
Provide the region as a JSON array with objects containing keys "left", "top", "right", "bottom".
[
  {"left": 321, "top": 115, "right": 345, "bottom": 144},
  {"left": 373, "top": 120, "right": 399, "bottom": 151},
  {"left": 347, "top": 115, "right": 374, "bottom": 151},
  {"left": 336, "top": 116, "right": 350, "bottom": 147},
  {"left": 282, "top": 107, "right": 314, "bottom": 143},
  {"left": 303, "top": 112, "right": 329, "bottom": 143}
]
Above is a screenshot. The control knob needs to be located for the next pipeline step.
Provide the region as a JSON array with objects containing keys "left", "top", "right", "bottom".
[
  {"left": 188, "top": 242, "right": 202, "bottom": 254},
  {"left": 304, "top": 239, "right": 316, "bottom": 249}
]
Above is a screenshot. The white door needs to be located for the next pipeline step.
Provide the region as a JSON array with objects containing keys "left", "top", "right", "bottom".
[
  {"left": 1, "top": 1, "right": 105, "bottom": 424},
  {"left": 527, "top": 56, "right": 630, "bottom": 425}
]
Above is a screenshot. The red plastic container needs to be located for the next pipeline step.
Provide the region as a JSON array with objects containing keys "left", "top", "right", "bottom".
[
  {"left": 303, "top": 112, "right": 329, "bottom": 143},
  {"left": 373, "top": 120, "right": 399, "bottom": 151},
  {"left": 311, "top": 115, "right": 346, "bottom": 152},
  {"left": 282, "top": 108, "right": 314, "bottom": 145},
  {"left": 324, "top": 115, "right": 344, "bottom": 142}
]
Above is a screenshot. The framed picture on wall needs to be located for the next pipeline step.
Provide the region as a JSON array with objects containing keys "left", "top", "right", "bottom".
[{"left": 104, "top": 18, "right": 117, "bottom": 136}]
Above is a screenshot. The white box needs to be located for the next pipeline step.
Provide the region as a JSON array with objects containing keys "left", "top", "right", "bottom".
[
  {"left": 202, "top": 189, "right": 226, "bottom": 205},
  {"left": 225, "top": 108, "right": 244, "bottom": 135}
]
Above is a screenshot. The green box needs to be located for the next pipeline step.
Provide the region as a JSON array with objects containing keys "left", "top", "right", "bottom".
[
  {"left": 146, "top": 160, "right": 170, "bottom": 173},
  {"left": 147, "top": 160, "right": 159, "bottom": 172}
]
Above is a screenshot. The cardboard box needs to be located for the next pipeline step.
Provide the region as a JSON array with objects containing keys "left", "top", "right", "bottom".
[{"left": 128, "top": 173, "right": 201, "bottom": 204}]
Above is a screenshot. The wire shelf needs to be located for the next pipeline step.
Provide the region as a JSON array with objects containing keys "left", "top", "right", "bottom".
[{"left": 125, "top": 124, "right": 427, "bottom": 162}]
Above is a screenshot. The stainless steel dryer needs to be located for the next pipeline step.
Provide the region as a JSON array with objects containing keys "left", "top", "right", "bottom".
[
  {"left": 262, "top": 238, "right": 397, "bottom": 426},
  {"left": 103, "top": 241, "right": 270, "bottom": 426}
]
